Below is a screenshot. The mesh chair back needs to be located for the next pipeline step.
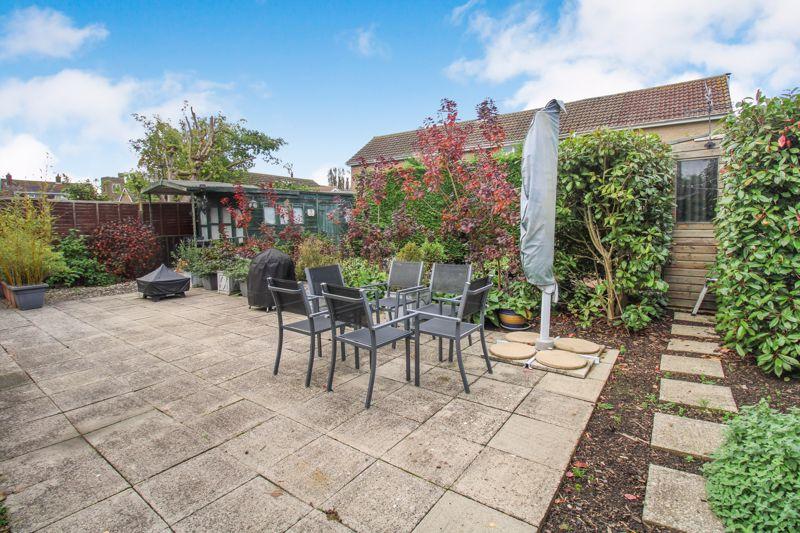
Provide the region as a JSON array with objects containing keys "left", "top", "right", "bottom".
[
  {"left": 305, "top": 265, "right": 344, "bottom": 297},
  {"left": 268, "top": 278, "right": 309, "bottom": 317},
  {"left": 322, "top": 284, "right": 372, "bottom": 329},
  {"left": 387, "top": 260, "right": 423, "bottom": 290},
  {"left": 430, "top": 263, "right": 472, "bottom": 294},
  {"left": 457, "top": 277, "right": 492, "bottom": 321}
]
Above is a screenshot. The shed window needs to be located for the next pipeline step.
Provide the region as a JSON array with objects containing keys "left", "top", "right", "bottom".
[
  {"left": 263, "top": 206, "right": 276, "bottom": 225},
  {"left": 676, "top": 158, "right": 718, "bottom": 222},
  {"left": 279, "top": 206, "right": 304, "bottom": 225}
]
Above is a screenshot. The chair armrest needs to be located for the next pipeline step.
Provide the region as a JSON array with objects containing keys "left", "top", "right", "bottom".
[
  {"left": 308, "top": 310, "right": 329, "bottom": 318},
  {"left": 397, "top": 285, "right": 427, "bottom": 295},
  {"left": 374, "top": 312, "right": 418, "bottom": 330},
  {"left": 432, "top": 295, "right": 462, "bottom": 303},
  {"left": 360, "top": 282, "right": 387, "bottom": 290},
  {"left": 414, "top": 310, "right": 461, "bottom": 322}
]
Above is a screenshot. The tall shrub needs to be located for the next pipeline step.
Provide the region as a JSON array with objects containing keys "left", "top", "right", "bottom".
[
  {"left": 90, "top": 219, "right": 158, "bottom": 278},
  {"left": 557, "top": 128, "right": 675, "bottom": 330},
  {"left": 714, "top": 90, "right": 800, "bottom": 377},
  {"left": 0, "top": 196, "right": 63, "bottom": 286}
]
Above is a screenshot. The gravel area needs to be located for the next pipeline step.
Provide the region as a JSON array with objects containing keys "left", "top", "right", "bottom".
[{"left": 44, "top": 281, "right": 138, "bottom": 304}]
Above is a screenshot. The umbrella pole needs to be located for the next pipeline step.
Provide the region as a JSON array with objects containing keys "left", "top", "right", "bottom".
[{"left": 536, "top": 286, "right": 555, "bottom": 350}]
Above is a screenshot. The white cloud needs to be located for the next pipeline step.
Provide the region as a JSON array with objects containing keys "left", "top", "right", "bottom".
[
  {"left": 450, "top": 0, "right": 482, "bottom": 24},
  {"left": 348, "top": 25, "right": 389, "bottom": 58},
  {"left": 0, "top": 6, "right": 108, "bottom": 60},
  {"left": 0, "top": 69, "right": 235, "bottom": 179},
  {"left": 447, "top": 0, "right": 800, "bottom": 108},
  {"left": 0, "top": 132, "right": 54, "bottom": 180}
]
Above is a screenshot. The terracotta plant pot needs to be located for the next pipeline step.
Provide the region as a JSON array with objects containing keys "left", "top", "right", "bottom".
[{"left": 497, "top": 309, "right": 529, "bottom": 330}]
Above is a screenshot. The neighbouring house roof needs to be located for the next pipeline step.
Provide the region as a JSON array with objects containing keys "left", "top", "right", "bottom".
[
  {"left": 141, "top": 179, "right": 353, "bottom": 197},
  {"left": 347, "top": 74, "right": 732, "bottom": 165},
  {"left": 0, "top": 178, "right": 67, "bottom": 196},
  {"left": 241, "top": 172, "right": 321, "bottom": 189}
]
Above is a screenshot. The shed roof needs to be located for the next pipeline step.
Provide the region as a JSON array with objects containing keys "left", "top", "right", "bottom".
[
  {"left": 141, "top": 179, "right": 352, "bottom": 196},
  {"left": 347, "top": 74, "right": 732, "bottom": 165}
]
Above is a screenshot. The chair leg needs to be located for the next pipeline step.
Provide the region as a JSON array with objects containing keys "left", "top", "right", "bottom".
[
  {"left": 317, "top": 334, "right": 323, "bottom": 358},
  {"left": 414, "top": 327, "right": 421, "bottom": 386},
  {"left": 454, "top": 339, "right": 470, "bottom": 393},
  {"left": 479, "top": 327, "right": 493, "bottom": 374},
  {"left": 468, "top": 334, "right": 473, "bottom": 346},
  {"left": 327, "top": 335, "right": 337, "bottom": 392},
  {"left": 340, "top": 326, "right": 346, "bottom": 360},
  {"left": 448, "top": 340, "right": 454, "bottom": 362},
  {"left": 389, "top": 308, "right": 397, "bottom": 349},
  {"left": 438, "top": 337, "right": 443, "bottom": 362},
  {"left": 405, "top": 336, "right": 411, "bottom": 382},
  {"left": 365, "top": 348, "right": 377, "bottom": 408},
  {"left": 272, "top": 328, "right": 284, "bottom": 375},
  {"left": 305, "top": 334, "right": 316, "bottom": 388}
]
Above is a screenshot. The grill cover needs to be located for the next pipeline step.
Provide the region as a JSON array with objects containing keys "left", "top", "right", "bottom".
[
  {"left": 247, "top": 249, "right": 296, "bottom": 309},
  {"left": 136, "top": 264, "right": 190, "bottom": 299}
]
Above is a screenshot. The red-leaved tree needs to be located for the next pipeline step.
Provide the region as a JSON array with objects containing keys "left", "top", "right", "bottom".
[
  {"left": 91, "top": 219, "right": 159, "bottom": 278},
  {"left": 220, "top": 184, "right": 253, "bottom": 238}
]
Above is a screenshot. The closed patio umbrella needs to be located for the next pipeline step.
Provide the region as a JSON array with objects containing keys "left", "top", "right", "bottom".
[{"left": 520, "top": 99, "right": 565, "bottom": 350}]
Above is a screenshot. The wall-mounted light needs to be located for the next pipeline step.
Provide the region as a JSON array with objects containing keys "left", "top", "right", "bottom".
[
  {"left": 306, "top": 208, "right": 316, "bottom": 217},
  {"left": 248, "top": 199, "right": 258, "bottom": 209}
]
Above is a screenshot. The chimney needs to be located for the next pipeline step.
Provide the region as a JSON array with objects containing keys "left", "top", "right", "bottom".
[
  {"left": 4, "top": 173, "right": 10, "bottom": 187},
  {"left": 55, "top": 174, "right": 61, "bottom": 183}
]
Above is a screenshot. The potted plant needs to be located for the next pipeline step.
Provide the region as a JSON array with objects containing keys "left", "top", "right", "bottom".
[
  {"left": 172, "top": 240, "right": 203, "bottom": 287},
  {"left": 481, "top": 259, "right": 538, "bottom": 329},
  {"left": 222, "top": 257, "right": 251, "bottom": 297},
  {"left": 217, "top": 265, "right": 239, "bottom": 295},
  {"left": 0, "top": 197, "right": 64, "bottom": 310}
]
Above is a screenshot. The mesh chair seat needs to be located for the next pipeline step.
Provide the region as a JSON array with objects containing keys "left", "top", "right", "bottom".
[
  {"left": 374, "top": 295, "right": 408, "bottom": 310},
  {"left": 415, "top": 301, "right": 457, "bottom": 316},
  {"left": 283, "top": 315, "right": 342, "bottom": 334},
  {"left": 419, "top": 318, "right": 479, "bottom": 339},
  {"left": 339, "top": 326, "right": 412, "bottom": 348}
]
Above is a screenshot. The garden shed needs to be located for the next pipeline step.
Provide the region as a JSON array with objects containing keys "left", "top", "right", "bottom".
[{"left": 141, "top": 179, "right": 353, "bottom": 243}]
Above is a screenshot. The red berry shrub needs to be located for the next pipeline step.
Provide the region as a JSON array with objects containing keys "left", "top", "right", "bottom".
[{"left": 91, "top": 219, "right": 159, "bottom": 278}]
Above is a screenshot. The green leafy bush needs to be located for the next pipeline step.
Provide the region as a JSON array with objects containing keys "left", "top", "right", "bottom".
[
  {"left": 714, "top": 90, "right": 800, "bottom": 376},
  {"left": 47, "top": 230, "right": 115, "bottom": 287},
  {"left": 340, "top": 257, "right": 386, "bottom": 287},
  {"left": 557, "top": 128, "right": 674, "bottom": 330},
  {"left": 222, "top": 256, "right": 251, "bottom": 282},
  {"left": 704, "top": 400, "right": 800, "bottom": 531},
  {"left": 172, "top": 240, "right": 203, "bottom": 274},
  {"left": 396, "top": 241, "right": 423, "bottom": 262},
  {"left": 295, "top": 235, "right": 338, "bottom": 280}
]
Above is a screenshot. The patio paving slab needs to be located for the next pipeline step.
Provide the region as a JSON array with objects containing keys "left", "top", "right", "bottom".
[
  {"left": 64, "top": 392, "right": 152, "bottom": 434},
  {"left": 374, "top": 384, "right": 451, "bottom": 423},
  {"left": 263, "top": 435, "right": 374, "bottom": 506},
  {"left": 39, "top": 488, "right": 168, "bottom": 533},
  {"left": 287, "top": 509, "right": 353, "bottom": 532},
  {"left": 285, "top": 390, "right": 366, "bottom": 432},
  {"left": 643, "top": 464, "right": 724, "bottom": 533},
  {"left": 413, "top": 490, "right": 535, "bottom": 532},
  {"left": 49, "top": 377, "right": 133, "bottom": 411},
  {"left": 383, "top": 426, "right": 483, "bottom": 488},
  {"left": 535, "top": 372, "right": 605, "bottom": 403},
  {"left": 85, "top": 411, "right": 213, "bottom": 483},
  {"left": 488, "top": 414, "right": 581, "bottom": 472},
  {"left": 0, "top": 383, "right": 45, "bottom": 410},
  {"left": 453, "top": 447, "right": 562, "bottom": 527},
  {"left": 0, "top": 395, "right": 59, "bottom": 425},
  {"left": 136, "top": 447, "right": 255, "bottom": 525},
  {"left": 418, "top": 366, "right": 479, "bottom": 396},
  {"left": 1, "top": 413, "right": 78, "bottom": 461},
  {"left": 0, "top": 438, "right": 129, "bottom": 533},
  {"left": 660, "top": 378, "right": 737, "bottom": 412},
  {"left": 483, "top": 362, "right": 546, "bottom": 388},
  {"left": 221, "top": 415, "right": 320, "bottom": 475},
  {"left": 671, "top": 324, "right": 719, "bottom": 340},
  {"left": 172, "top": 476, "right": 311, "bottom": 532},
  {"left": 183, "top": 399, "right": 273, "bottom": 445},
  {"left": 673, "top": 311, "right": 715, "bottom": 325},
  {"left": 457, "top": 376, "right": 531, "bottom": 412},
  {"left": 660, "top": 354, "right": 724, "bottom": 378},
  {"left": 137, "top": 373, "right": 209, "bottom": 408},
  {"left": 667, "top": 339, "right": 719, "bottom": 356},
  {"left": 651, "top": 413, "right": 726, "bottom": 459},
  {"left": 324, "top": 460, "right": 443, "bottom": 533},
  {"left": 329, "top": 406, "right": 419, "bottom": 456},
  {"left": 161, "top": 386, "right": 241, "bottom": 421},
  {"left": 514, "top": 389, "right": 594, "bottom": 431},
  {"left": 424, "top": 398, "right": 510, "bottom": 445}
]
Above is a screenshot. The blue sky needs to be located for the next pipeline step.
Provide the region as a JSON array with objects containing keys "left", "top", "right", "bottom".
[{"left": 1, "top": 1, "right": 797, "bottom": 184}]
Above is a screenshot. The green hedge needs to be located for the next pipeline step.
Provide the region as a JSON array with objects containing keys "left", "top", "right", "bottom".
[{"left": 714, "top": 91, "right": 800, "bottom": 376}]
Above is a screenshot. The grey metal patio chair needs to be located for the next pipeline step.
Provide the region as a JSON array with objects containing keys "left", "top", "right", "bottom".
[
  {"left": 305, "top": 264, "right": 344, "bottom": 312},
  {"left": 368, "top": 260, "right": 424, "bottom": 322},
  {"left": 267, "top": 277, "right": 344, "bottom": 388},
  {"left": 413, "top": 277, "right": 493, "bottom": 393},
  {"left": 321, "top": 283, "right": 416, "bottom": 408}
]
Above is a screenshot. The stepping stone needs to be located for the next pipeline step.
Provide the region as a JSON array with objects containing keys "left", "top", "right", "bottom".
[
  {"left": 651, "top": 413, "right": 726, "bottom": 459},
  {"left": 671, "top": 324, "right": 718, "bottom": 340},
  {"left": 667, "top": 339, "right": 719, "bottom": 356},
  {"left": 660, "top": 354, "right": 724, "bottom": 378},
  {"left": 660, "top": 379, "right": 737, "bottom": 412},
  {"left": 674, "top": 312, "right": 715, "bottom": 325},
  {"left": 643, "top": 464, "right": 724, "bottom": 533}
]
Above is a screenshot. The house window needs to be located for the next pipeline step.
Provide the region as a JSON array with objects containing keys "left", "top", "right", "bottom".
[
  {"left": 263, "top": 206, "right": 276, "bottom": 225},
  {"left": 676, "top": 158, "right": 718, "bottom": 222},
  {"left": 279, "top": 206, "right": 304, "bottom": 225}
]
